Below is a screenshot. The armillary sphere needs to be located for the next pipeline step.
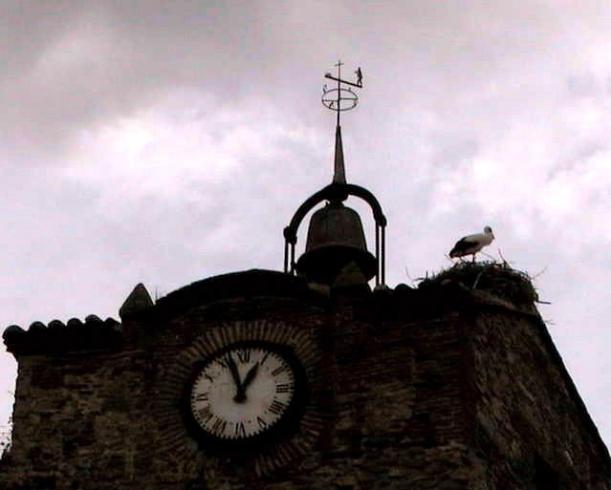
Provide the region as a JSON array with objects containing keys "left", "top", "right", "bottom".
[
  {"left": 321, "top": 60, "right": 363, "bottom": 124},
  {"left": 321, "top": 87, "right": 358, "bottom": 112}
]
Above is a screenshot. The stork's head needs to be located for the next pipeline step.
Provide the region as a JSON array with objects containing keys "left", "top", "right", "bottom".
[{"left": 484, "top": 226, "right": 494, "bottom": 238}]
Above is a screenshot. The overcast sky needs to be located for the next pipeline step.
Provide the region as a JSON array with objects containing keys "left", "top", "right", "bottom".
[{"left": 1, "top": 1, "right": 610, "bottom": 449}]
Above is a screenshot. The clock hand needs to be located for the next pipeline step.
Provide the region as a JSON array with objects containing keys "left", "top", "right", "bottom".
[
  {"left": 240, "top": 363, "right": 259, "bottom": 395},
  {"left": 233, "top": 363, "right": 259, "bottom": 403},
  {"left": 226, "top": 355, "right": 242, "bottom": 395}
]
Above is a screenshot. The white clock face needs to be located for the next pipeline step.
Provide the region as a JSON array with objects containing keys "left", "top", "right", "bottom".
[{"left": 190, "top": 346, "right": 296, "bottom": 440}]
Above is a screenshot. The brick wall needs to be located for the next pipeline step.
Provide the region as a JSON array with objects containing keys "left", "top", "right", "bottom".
[
  {"left": 466, "top": 310, "right": 610, "bottom": 489},
  {"left": 1, "top": 269, "right": 608, "bottom": 489}
]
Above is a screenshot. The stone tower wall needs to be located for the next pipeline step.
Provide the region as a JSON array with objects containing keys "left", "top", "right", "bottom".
[
  {"left": 5, "top": 351, "right": 155, "bottom": 489},
  {"left": 466, "top": 309, "right": 610, "bottom": 489},
  {"left": 1, "top": 270, "right": 609, "bottom": 490}
]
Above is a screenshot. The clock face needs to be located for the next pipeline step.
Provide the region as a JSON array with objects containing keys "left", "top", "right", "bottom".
[{"left": 189, "top": 344, "right": 298, "bottom": 441}]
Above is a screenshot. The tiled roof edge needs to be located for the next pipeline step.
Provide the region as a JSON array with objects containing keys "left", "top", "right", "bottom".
[{"left": 3, "top": 315, "right": 122, "bottom": 356}]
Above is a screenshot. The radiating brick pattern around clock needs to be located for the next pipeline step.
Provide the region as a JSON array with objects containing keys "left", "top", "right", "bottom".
[{"left": 156, "top": 319, "right": 327, "bottom": 476}]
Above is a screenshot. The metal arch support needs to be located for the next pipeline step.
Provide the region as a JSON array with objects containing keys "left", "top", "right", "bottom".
[
  {"left": 283, "top": 182, "right": 387, "bottom": 286},
  {"left": 343, "top": 184, "right": 387, "bottom": 227},
  {"left": 284, "top": 191, "right": 332, "bottom": 245}
]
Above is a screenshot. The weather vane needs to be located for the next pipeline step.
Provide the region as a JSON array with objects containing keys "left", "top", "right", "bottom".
[{"left": 322, "top": 60, "right": 363, "bottom": 127}]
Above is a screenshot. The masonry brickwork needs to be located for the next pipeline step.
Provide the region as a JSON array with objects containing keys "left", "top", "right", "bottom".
[{"left": 1, "top": 268, "right": 609, "bottom": 489}]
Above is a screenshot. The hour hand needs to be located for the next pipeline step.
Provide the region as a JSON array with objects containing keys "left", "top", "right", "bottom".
[
  {"left": 241, "top": 363, "right": 259, "bottom": 392},
  {"left": 234, "top": 363, "right": 258, "bottom": 404}
]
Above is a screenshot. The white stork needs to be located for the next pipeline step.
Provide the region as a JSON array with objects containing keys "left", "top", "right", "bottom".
[{"left": 449, "top": 226, "right": 495, "bottom": 262}]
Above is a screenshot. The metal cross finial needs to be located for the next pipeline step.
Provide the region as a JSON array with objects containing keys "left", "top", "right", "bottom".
[
  {"left": 334, "top": 59, "right": 344, "bottom": 79},
  {"left": 322, "top": 61, "right": 363, "bottom": 127}
]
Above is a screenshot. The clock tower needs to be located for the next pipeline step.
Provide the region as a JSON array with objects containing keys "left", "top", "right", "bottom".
[{"left": 1, "top": 66, "right": 610, "bottom": 489}]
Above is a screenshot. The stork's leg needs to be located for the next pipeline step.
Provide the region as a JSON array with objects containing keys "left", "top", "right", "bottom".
[{"left": 471, "top": 254, "right": 476, "bottom": 263}]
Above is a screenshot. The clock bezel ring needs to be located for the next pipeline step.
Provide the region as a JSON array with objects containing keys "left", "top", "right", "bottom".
[{"left": 181, "top": 340, "right": 309, "bottom": 455}]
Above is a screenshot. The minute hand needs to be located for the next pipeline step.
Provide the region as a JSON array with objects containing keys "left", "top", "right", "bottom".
[{"left": 227, "top": 356, "right": 242, "bottom": 392}]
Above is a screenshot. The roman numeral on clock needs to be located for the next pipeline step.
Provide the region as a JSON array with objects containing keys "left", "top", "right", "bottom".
[
  {"left": 197, "top": 408, "right": 213, "bottom": 424},
  {"left": 237, "top": 349, "right": 250, "bottom": 363},
  {"left": 216, "top": 356, "right": 231, "bottom": 369},
  {"left": 271, "top": 365, "right": 288, "bottom": 376},
  {"left": 276, "top": 383, "right": 292, "bottom": 393},
  {"left": 193, "top": 393, "right": 208, "bottom": 402},
  {"left": 269, "top": 400, "right": 287, "bottom": 415},
  {"left": 257, "top": 416, "right": 268, "bottom": 429},
  {"left": 212, "top": 417, "right": 227, "bottom": 435},
  {"left": 234, "top": 422, "right": 246, "bottom": 438}
]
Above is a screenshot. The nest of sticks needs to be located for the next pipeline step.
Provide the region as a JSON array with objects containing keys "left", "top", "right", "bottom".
[{"left": 418, "top": 260, "right": 539, "bottom": 306}]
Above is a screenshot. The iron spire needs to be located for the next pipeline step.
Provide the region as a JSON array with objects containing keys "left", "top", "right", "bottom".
[{"left": 321, "top": 61, "right": 363, "bottom": 185}]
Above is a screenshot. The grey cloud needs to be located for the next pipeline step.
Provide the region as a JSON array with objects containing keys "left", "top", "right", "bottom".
[{"left": 2, "top": 0, "right": 599, "bottom": 157}]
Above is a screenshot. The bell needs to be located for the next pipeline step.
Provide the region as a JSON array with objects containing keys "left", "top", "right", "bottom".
[{"left": 295, "top": 201, "right": 377, "bottom": 284}]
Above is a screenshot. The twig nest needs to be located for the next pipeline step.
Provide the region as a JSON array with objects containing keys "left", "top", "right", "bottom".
[{"left": 418, "top": 261, "right": 539, "bottom": 307}]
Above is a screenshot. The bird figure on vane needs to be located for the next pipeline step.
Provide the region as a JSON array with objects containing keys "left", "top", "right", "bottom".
[{"left": 449, "top": 226, "right": 495, "bottom": 262}]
